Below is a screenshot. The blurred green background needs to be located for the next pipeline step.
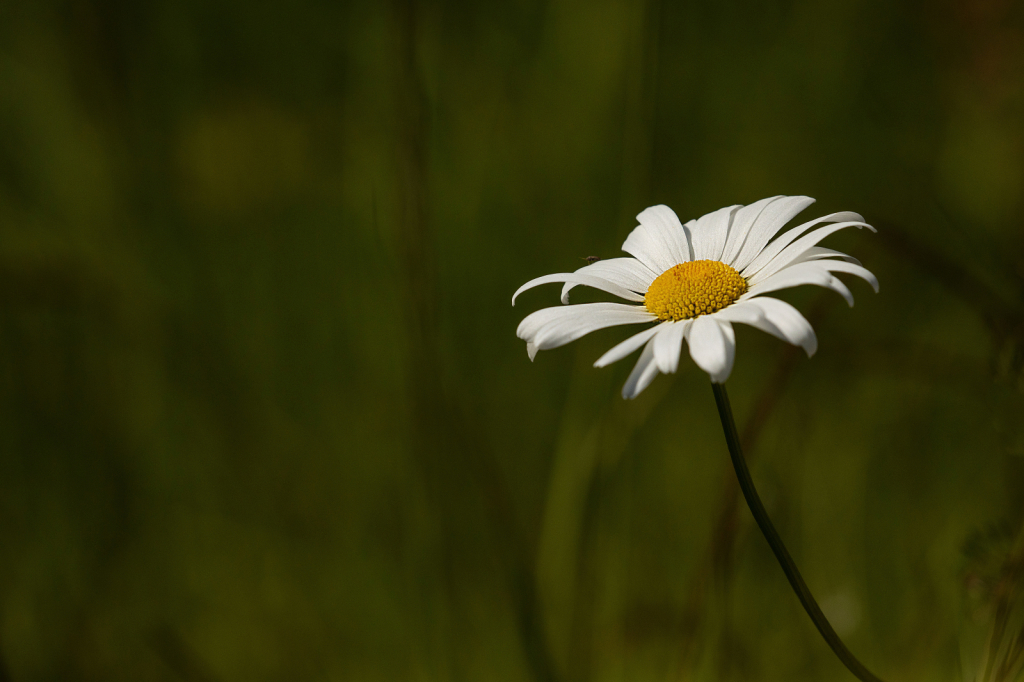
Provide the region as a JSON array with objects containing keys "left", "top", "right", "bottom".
[{"left": 1, "top": 0, "right": 1023, "bottom": 680}]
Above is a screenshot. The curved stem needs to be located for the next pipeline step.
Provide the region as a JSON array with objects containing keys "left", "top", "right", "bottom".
[{"left": 711, "top": 382, "right": 886, "bottom": 682}]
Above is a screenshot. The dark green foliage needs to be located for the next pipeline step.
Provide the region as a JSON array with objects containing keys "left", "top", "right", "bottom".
[{"left": 1, "top": 0, "right": 1023, "bottom": 679}]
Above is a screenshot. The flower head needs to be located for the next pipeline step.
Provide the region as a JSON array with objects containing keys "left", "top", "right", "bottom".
[{"left": 512, "top": 196, "right": 878, "bottom": 398}]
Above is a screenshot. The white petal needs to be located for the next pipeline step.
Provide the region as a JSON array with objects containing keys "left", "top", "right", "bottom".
[
  {"left": 690, "top": 205, "right": 739, "bottom": 261},
  {"left": 748, "top": 220, "right": 876, "bottom": 285},
  {"left": 749, "top": 262, "right": 865, "bottom": 307},
  {"left": 741, "top": 213, "right": 866, "bottom": 279},
  {"left": 812, "top": 260, "right": 879, "bottom": 293},
  {"left": 686, "top": 316, "right": 730, "bottom": 379},
  {"left": 642, "top": 205, "right": 694, "bottom": 265},
  {"left": 517, "top": 302, "right": 654, "bottom": 346},
  {"left": 792, "top": 246, "right": 862, "bottom": 266},
  {"left": 718, "top": 306, "right": 786, "bottom": 348},
  {"left": 721, "top": 196, "right": 781, "bottom": 266},
  {"left": 826, "top": 275, "right": 855, "bottom": 306},
  {"left": 594, "top": 325, "right": 661, "bottom": 367},
  {"left": 513, "top": 272, "right": 644, "bottom": 306},
  {"left": 743, "top": 262, "right": 833, "bottom": 298},
  {"left": 742, "top": 297, "right": 817, "bottom": 356},
  {"left": 622, "top": 205, "right": 691, "bottom": 273},
  {"left": 731, "top": 196, "right": 816, "bottom": 272},
  {"left": 709, "top": 320, "right": 736, "bottom": 383},
  {"left": 532, "top": 310, "right": 652, "bottom": 350},
  {"left": 560, "top": 257, "right": 657, "bottom": 303},
  {"left": 713, "top": 300, "right": 765, "bottom": 325},
  {"left": 622, "top": 338, "right": 661, "bottom": 400},
  {"left": 653, "top": 320, "right": 690, "bottom": 373},
  {"left": 527, "top": 341, "right": 539, "bottom": 361}
]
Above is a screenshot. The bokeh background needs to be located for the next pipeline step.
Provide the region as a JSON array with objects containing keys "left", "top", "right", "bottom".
[{"left": 1, "top": 0, "right": 1024, "bottom": 680}]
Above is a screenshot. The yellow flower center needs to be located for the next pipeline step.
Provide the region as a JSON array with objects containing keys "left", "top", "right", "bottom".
[{"left": 644, "top": 260, "right": 748, "bottom": 321}]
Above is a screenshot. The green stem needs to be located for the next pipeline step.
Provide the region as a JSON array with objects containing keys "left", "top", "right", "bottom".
[{"left": 711, "top": 382, "right": 885, "bottom": 682}]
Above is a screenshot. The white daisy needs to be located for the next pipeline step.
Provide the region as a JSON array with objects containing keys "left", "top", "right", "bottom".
[{"left": 513, "top": 196, "right": 878, "bottom": 398}]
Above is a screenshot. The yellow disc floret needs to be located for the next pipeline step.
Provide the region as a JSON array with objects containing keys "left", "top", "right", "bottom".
[{"left": 644, "top": 260, "right": 748, "bottom": 321}]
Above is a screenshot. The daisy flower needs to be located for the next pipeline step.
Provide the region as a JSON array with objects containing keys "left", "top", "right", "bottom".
[{"left": 513, "top": 196, "right": 878, "bottom": 397}]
